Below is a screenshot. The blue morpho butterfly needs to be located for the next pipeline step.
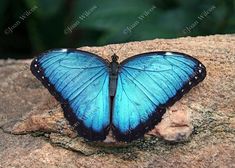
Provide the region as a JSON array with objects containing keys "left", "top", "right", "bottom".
[{"left": 30, "top": 49, "right": 206, "bottom": 142}]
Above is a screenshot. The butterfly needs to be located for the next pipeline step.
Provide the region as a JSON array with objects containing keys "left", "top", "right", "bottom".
[{"left": 30, "top": 49, "right": 206, "bottom": 142}]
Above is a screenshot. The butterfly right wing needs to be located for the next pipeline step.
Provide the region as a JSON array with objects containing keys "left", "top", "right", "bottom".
[
  {"left": 112, "top": 52, "right": 206, "bottom": 142},
  {"left": 31, "top": 49, "right": 110, "bottom": 141}
]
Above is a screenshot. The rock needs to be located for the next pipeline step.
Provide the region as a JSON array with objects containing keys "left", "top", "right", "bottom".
[
  {"left": 148, "top": 102, "right": 193, "bottom": 142},
  {"left": 0, "top": 35, "right": 234, "bottom": 167},
  {"left": 49, "top": 133, "right": 99, "bottom": 155},
  {"left": 11, "top": 97, "right": 193, "bottom": 143},
  {"left": 12, "top": 106, "right": 77, "bottom": 138}
]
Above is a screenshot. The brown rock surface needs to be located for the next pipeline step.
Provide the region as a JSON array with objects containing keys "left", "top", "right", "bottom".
[
  {"left": 0, "top": 35, "right": 234, "bottom": 167},
  {"left": 148, "top": 102, "right": 193, "bottom": 141}
]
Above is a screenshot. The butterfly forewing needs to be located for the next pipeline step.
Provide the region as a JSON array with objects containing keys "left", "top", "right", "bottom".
[{"left": 31, "top": 49, "right": 110, "bottom": 141}]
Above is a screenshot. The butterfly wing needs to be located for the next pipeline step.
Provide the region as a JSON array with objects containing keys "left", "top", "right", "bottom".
[
  {"left": 112, "top": 52, "right": 206, "bottom": 142},
  {"left": 31, "top": 49, "right": 110, "bottom": 141}
]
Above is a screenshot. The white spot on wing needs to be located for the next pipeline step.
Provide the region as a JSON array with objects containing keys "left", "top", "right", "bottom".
[
  {"left": 165, "top": 52, "right": 173, "bottom": 55},
  {"left": 61, "top": 49, "right": 68, "bottom": 52}
]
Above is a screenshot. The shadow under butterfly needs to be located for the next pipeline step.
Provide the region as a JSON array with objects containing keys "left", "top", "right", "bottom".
[{"left": 31, "top": 49, "right": 206, "bottom": 142}]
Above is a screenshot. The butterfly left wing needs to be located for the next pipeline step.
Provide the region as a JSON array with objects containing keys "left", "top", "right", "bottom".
[
  {"left": 31, "top": 49, "right": 110, "bottom": 141},
  {"left": 112, "top": 52, "right": 206, "bottom": 142}
]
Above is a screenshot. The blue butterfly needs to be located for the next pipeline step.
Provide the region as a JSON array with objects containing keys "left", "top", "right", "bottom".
[{"left": 31, "top": 49, "right": 206, "bottom": 142}]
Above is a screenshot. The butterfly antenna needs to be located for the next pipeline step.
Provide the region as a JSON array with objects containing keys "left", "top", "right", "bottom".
[
  {"left": 115, "top": 43, "right": 126, "bottom": 55},
  {"left": 107, "top": 43, "right": 126, "bottom": 56},
  {"left": 113, "top": 28, "right": 135, "bottom": 55},
  {"left": 107, "top": 45, "right": 116, "bottom": 55}
]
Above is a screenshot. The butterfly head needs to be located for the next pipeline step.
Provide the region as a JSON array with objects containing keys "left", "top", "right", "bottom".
[{"left": 111, "top": 54, "right": 119, "bottom": 62}]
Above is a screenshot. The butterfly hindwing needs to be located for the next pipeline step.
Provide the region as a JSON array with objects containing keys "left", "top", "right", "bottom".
[
  {"left": 31, "top": 49, "right": 110, "bottom": 141},
  {"left": 112, "top": 52, "right": 206, "bottom": 142}
]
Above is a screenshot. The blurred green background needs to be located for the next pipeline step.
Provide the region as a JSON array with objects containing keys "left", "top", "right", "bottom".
[{"left": 0, "top": 0, "right": 234, "bottom": 59}]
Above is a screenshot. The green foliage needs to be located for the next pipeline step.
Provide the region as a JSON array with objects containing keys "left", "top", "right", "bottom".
[{"left": 0, "top": 0, "right": 234, "bottom": 59}]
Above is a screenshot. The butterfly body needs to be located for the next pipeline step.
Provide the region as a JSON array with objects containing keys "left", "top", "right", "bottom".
[
  {"left": 109, "top": 54, "right": 119, "bottom": 97},
  {"left": 31, "top": 49, "right": 206, "bottom": 142}
]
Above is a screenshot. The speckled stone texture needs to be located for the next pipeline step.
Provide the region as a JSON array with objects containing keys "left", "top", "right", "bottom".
[{"left": 0, "top": 35, "right": 234, "bottom": 168}]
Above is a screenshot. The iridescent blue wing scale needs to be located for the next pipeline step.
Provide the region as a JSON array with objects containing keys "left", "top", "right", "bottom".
[
  {"left": 112, "top": 52, "right": 206, "bottom": 142},
  {"left": 31, "top": 49, "right": 110, "bottom": 141}
]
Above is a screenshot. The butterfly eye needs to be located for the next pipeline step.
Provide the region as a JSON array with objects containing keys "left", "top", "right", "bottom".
[{"left": 111, "top": 54, "right": 119, "bottom": 62}]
